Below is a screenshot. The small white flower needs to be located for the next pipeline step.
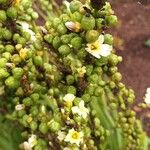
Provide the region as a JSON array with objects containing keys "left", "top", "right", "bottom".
[
  {"left": 64, "top": 128, "right": 83, "bottom": 146},
  {"left": 15, "top": 104, "right": 25, "bottom": 111},
  {"left": 65, "top": 21, "right": 81, "bottom": 32},
  {"left": 57, "top": 131, "right": 66, "bottom": 141},
  {"left": 85, "top": 34, "right": 112, "bottom": 59},
  {"left": 72, "top": 100, "right": 89, "bottom": 119},
  {"left": 77, "top": 66, "right": 86, "bottom": 77},
  {"left": 63, "top": 93, "right": 75, "bottom": 106},
  {"left": 23, "top": 134, "right": 37, "bottom": 150},
  {"left": 19, "top": 22, "right": 36, "bottom": 41},
  {"left": 144, "top": 87, "right": 150, "bottom": 104}
]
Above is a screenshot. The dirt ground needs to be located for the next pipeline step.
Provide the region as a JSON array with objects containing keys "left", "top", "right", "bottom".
[{"left": 109, "top": 0, "right": 150, "bottom": 134}]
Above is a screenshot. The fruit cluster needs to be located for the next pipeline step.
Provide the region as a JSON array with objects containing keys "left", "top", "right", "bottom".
[{"left": 0, "top": 0, "right": 149, "bottom": 150}]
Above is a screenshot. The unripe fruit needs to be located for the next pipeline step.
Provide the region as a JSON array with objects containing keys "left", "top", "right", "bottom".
[
  {"left": 5, "top": 76, "right": 18, "bottom": 89},
  {"left": 86, "top": 30, "right": 99, "bottom": 43},
  {"left": 5, "top": 45, "right": 14, "bottom": 53},
  {"left": 104, "top": 34, "right": 113, "bottom": 45},
  {"left": 70, "top": 1, "right": 82, "bottom": 13},
  {"left": 106, "top": 15, "right": 118, "bottom": 27},
  {"left": 58, "top": 45, "right": 71, "bottom": 56},
  {"left": 81, "top": 15, "right": 95, "bottom": 31},
  {"left": 57, "top": 23, "right": 67, "bottom": 35},
  {"left": 6, "top": 7, "right": 17, "bottom": 19},
  {"left": 12, "top": 67, "right": 24, "bottom": 79},
  {"left": 71, "top": 37, "right": 82, "bottom": 49},
  {"left": 0, "top": 10, "right": 7, "bottom": 22}
]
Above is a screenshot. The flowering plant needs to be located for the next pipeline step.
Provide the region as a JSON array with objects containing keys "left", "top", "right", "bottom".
[{"left": 0, "top": 0, "right": 149, "bottom": 150}]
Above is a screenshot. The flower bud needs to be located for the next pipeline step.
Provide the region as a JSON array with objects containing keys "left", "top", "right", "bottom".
[
  {"left": 96, "top": 18, "right": 104, "bottom": 29},
  {"left": 81, "top": 15, "right": 95, "bottom": 31},
  {"left": 6, "top": 7, "right": 17, "bottom": 19},
  {"left": 0, "top": 68, "right": 9, "bottom": 79},
  {"left": 57, "top": 23, "right": 67, "bottom": 35},
  {"left": 0, "top": 58, "right": 7, "bottom": 68},
  {"left": 104, "top": 34, "right": 113, "bottom": 45},
  {"left": 70, "top": 1, "right": 82, "bottom": 13},
  {"left": 71, "top": 37, "right": 82, "bottom": 49},
  {"left": 39, "top": 123, "right": 48, "bottom": 134},
  {"left": 3, "top": 29, "right": 12, "bottom": 40},
  {"left": 12, "top": 67, "right": 24, "bottom": 79},
  {"left": 86, "top": 30, "right": 99, "bottom": 43},
  {"left": 106, "top": 15, "right": 118, "bottom": 27},
  {"left": 58, "top": 45, "right": 71, "bottom": 56},
  {"left": 33, "top": 56, "right": 43, "bottom": 66},
  {"left": 0, "top": 10, "right": 7, "bottom": 22},
  {"left": 52, "top": 36, "right": 62, "bottom": 49},
  {"left": 5, "top": 45, "right": 14, "bottom": 53},
  {"left": 48, "top": 120, "right": 61, "bottom": 132},
  {"left": 66, "top": 75, "right": 75, "bottom": 85},
  {"left": 5, "top": 76, "right": 18, "bottom": 89}
]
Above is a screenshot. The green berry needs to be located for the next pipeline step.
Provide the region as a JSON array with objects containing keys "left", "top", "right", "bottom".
[
  {"left": 0, "top": 58, "right": 7, "bottom": 68},
  {"left": 61, "top": 34, "right": 71, "bottom": 44},
  {"left": 71, "top": 37, "right": 82, "bottom": 49},
  {"left": 6, "top": 7, "right": 17, "bottom": 19},
  {"left": 0, "top": 10, "right": 7, "bottom": 22},
  {"left": 5, "top": 76, "right": 18, "bottom": 89},
  {"left": 52, "top": 36, "right": 62, "bottom": 49},
  {"left": 39, "top": 123, "right": 48, "bottom": 134},
  {"left": 86, "top": 30, "right": 99, "bottom": 43},
  {"left": 104, "top": 34, "right": 113, "bottom": 45},
  {"left": 33, "top": 56, "right": 43, "bottom": 66},
  {"left": 23, "top": 97, "right": 33, "bottom": 106},
  {"left": 48, "top": 120, "right": 61, "bottom": 132},
  {"left": 57, "top": 23, "right": 67, "bottom": 35},
  {"left": 106, "top": 15, "right": 118, "bottom": 27},
  {"left": 3, "top": 29, "right": 12, "bottom": 40},
  {"left": 81, "top": 15, "right": 95, "bottom": 31},
  {"left": 58, "top": 45, "right": 71, "bottom": 56},
  {"left": 0, "top": 68, "right": 9, "bottom": 79},
  {"left": 5, "top": 45, "right": 15, "bottom": 53},
  {"left": 96, "top": 18, "right": 104, "bottom": 29},
  {"left": 70, "top": 1, "right": 82, "bottom": 13},
  {"left": 66, "top": 75, "right": 74, "bottom": 85},
  {"left": 12, "top": 67, "right": 24, "bottom": 79}
]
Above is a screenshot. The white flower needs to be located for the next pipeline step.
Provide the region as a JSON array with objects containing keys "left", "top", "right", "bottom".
[
  {"left": 63, "top": 147, "right": 71, "bottom": 150},
  {"left": 144, "top": 87, "right": 150, "bottom": 104},
  {"left": 63, "top": 93, "right": 76, "bottom": 103},
  {"left": 15, "top": 104, "right": 25, "bottom": 111},
  {"left": 57, "top": 131, "right": 66, "bottom": 141},
  {"left": 72, "top": 100, "right": 89, "bottom": 119},
  {"left": 23, "top": 134, "right": 37, "bottom": 150},
  {"left": 65, "top": 21, "right": 81, "bottom": 32},
  {"left": 85, "top": 34, "right": 112, "bottom": 59},
  {"left": 64, "top": 128, "right": 83, "bottom": 146},
  {"left": 19, "top": 22, "right": 36, "bottom": 41},
  {"left": 77, "top": 66, "right": 86, "bottom": 77}
]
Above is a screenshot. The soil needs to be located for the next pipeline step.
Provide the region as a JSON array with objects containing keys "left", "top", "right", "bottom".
[{"left": 108, "top": 0, "right": 150, "bottom": 134}]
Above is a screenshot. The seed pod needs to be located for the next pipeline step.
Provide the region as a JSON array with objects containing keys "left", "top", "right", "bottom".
[
  {"left": 86, "top": 30, "right": 99, "bottom": 43},
  {"left": 81, "top": 15, "right": 95, "bottom": 31}
]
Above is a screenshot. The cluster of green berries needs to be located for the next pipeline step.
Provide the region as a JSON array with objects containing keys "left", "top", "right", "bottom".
[{"left": 0, "top": 0, "right": 148, "bottom": 150}]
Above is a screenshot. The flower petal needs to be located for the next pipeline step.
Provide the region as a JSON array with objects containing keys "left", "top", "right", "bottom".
[
  {"left": 85, "top": 47, "right": 101, "bottom": 58},
  {"left": 100, "top": 44, "right": 112, "bottom": 57},
  {"left": 98, "top": 34, "right": 104, "bottom": 44}
]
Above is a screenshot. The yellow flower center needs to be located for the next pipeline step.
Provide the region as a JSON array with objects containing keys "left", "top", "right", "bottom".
[
  {"left": 91, "top": 42, "right": 100, "bottom": 51},
  {"left": 72, "top": 132, "right": 79, "bottom": 140}
]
